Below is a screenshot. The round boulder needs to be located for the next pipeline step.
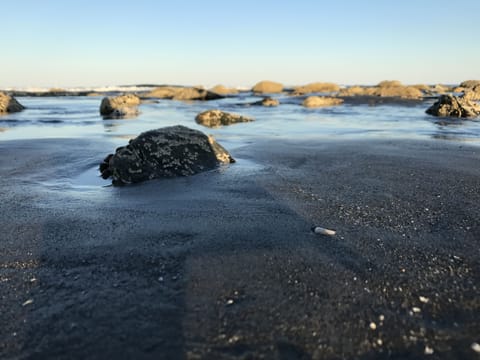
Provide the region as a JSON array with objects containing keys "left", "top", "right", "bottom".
[
  {"left": 0, "top": 92, "right": 25, "bottom": 114},
  {"left": 99, "top": 125, "right": 235, "bottom": 185},
  {"left": 209, "top": 85, "right": 239, "bottom": 95},
  {"left": 100, "top": 94, "right": 141, "bottom": 118},
  {"left": 252, "top": 81, "right": 283, "bottom": 94},
  {"left": 195, "top": 109, "right": 254, "bottom": 128}
]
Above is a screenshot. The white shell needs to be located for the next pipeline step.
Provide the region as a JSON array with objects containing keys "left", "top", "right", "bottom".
[{"left": 312, "top": 226, "right": 336, "bottom": 236}]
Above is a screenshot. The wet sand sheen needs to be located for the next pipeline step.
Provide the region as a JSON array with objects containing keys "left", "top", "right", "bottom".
[{"left": 0, "top": 137, "right": 479, "bottom": 359}]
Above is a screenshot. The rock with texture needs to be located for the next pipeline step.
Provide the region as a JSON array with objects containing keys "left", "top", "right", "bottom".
[
  {"left": 195, "top": 110, "right": 254, "bottom": 128},
  {"left": 293, "top": 82, "right": 340, "bottom": 95},
  {"left": 338, "top": 84, "right": 423, "bottom": 99},
  {"left": 302, "top": 96, "right": 344, "bottom": 108},
  {"left": 459, "top": 80, "right": 480, "bottom": 88},
  {"left": 100, "top": 94, "right": 141, "bottom": 118},
  {"left": 99, "top": 125, "right": 234, "bottom": 185},
  {"left": 209, "top": 85, "right": 239, "bottom": 95},
  {"left": 252, "top": 81, "right": 283, "bottom": 94},
  {"left": 146, "top": 86, "right": 223, "bottom": 101},
  {"left": 0, "top": 92, "right": 25, "bottom": 114},
  {"left": 426, "top": 95, "right": 480, "bottom": 118}
]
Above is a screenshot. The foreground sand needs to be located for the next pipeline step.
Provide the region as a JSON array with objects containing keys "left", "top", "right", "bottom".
[{"left": 0, "top": 137, "right": 479, "bottom": 359}]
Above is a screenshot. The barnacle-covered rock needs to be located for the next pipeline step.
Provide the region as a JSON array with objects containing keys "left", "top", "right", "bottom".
[
  {"left": 426, "top": 94, "right": 480, "bottom": 118},
  {"left": 99, "top": 125, "right": 235, "bottom": 185}
]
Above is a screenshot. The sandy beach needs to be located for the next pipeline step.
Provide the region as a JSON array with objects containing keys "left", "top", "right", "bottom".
[{"left": 1, "top": 137, "right": 479, "bottom": 359}]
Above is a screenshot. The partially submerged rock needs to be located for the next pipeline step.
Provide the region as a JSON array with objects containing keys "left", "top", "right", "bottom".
[
  {"left": 195, "top": 109, "right": 254, "bottom": 128},
  {"left": 99, "top": 125, "right": 234, "bottom": 185},
  {"left": 338, "top": 84, "right": 423, "bottom": 99},
  {"left": 250, "top": 97, "right": 279, "bottom": 107},
  {"left": 209, "top": 85, "right": 239, "bottom": 95},
  {"left": 252, "top": 81, "right": 283, "bottom": 94},
  {"left": 302, "top": 96, "right": 344, "bottom": 108},
  {"left": 100, "top": 94, "right": 141, "bottom": 118},
  {"left": 293, "top": 82, "right": 340, "bottom": 95},
  {"left": 426, "top": 94, "right": 480, "bottom": 118},
  {"left": 145, "top": 86, "right": 223, "bottom": 101},
  {"left": 0, "top": 92, "right": 25, "bottom": 114}
]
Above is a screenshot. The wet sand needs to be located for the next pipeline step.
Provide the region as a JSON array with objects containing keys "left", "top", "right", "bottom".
[{"left": 0, "top": 137, "right": 479, "bottom": 359}]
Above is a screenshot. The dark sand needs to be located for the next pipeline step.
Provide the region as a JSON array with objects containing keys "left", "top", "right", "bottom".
[{"left": 0, "top": 137, "right": 479, "bottom": 359}]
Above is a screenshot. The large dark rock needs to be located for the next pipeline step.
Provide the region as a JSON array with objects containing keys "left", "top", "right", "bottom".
[
  {"left": 100, "top": 94, "right": 141, "bottom": 118},
  {"left": 99, "top": 125, "right": 234, "bottom": 185},
  {"left": 0, "top": 92, "right": 25, "bottom": 114},
  {"left": 195, "top": 110, "right": 254, "bottom": 128},
  {"left": 426, "top": 94, "right": 480, "bottom": 118}
]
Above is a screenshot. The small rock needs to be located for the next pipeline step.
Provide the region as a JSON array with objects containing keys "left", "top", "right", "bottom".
[
  {"left": 471, "top": 342, "right": 480, "bottom": 353},
  {"left": 195, "top": 109, "right": 254, "bottom": 128},
  {"left": 369, "top": 322, "right": 377, "bottom": 330}
]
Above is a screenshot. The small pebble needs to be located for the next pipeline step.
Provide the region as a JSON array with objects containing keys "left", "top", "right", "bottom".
[
  {"left": 226, "top": 299, "right": 234, "bottom": 305},
  {"left": 369, "top": 322, "right": 377, "bottom": 330},
  {"left": 412, "top": 307, "right": 421, "bottom": 313},
  {"left": 419, "top": 296, "right": 429, "bottom": 303},
  {"left": 424, "top": 345, "right": 434, "bottom": 355},
  {"left": 379, "top": 314, "right": 385, "bottom": 321},
  {"left": 22, "top": 299, "right": 33, "bottom": 306},
  {"left": 376, "top": 339, "right": 383, "bottom": 346},
  {"left": 471, "top": 342, "right": 480, "bottom": 353},
  {"left": 312, "top": 226, "right": 336, "bottom": 236}
]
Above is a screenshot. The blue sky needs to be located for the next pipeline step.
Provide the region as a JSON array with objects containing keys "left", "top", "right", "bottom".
[{"left": 2, "top": 0, "right": 479, "bottom": 88}]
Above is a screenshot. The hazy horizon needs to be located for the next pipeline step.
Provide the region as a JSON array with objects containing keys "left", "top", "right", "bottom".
[{"left": 2, "top": 0, "right": 479, "bottom": 88}]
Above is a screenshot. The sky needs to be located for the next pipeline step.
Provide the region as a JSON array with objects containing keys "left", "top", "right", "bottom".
[{"left": 1, "top": 0, "right": 479, "bottom": 88}]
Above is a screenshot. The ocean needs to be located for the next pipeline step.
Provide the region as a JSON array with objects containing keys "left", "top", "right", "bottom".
[{"left": 2, "top": 87, "right": 480, "bottom": 150}]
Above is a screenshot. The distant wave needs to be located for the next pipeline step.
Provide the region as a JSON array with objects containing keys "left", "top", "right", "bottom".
[{"left": 1, "top": 85, "right": 158, "bottom": 93}]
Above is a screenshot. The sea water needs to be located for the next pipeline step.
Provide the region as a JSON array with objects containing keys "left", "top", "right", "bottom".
[{"left": 1, "top": 92, "right": 480, "bottom": 150}]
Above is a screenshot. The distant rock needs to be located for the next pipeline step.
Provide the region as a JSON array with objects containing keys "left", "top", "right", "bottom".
[
  {"left": 249, "top": 97, "right": 279, "bottom": 107},
  {"left": 459, "top": 80, "right": 480, "bottom": 88},
  {"left": 377, "top": 80, "right": 403, "bottom": 88},
  {"left": 0, "top": 92, "right": 25, "bottom": 114},
  {"left": 195, "top": 109, "right": 254, "bottom": 128},
  {"left": 99, "top": 125, "right": 234, "bottom": 185},
  {"left": 426, "top": 94, "right": 480, "bottom": 118},
  {"left": 376, "top": 86, "right": 423, "bottom": 99},
  {"left": 145, "top": 86, "right": 223, "bottom": 101},
  {"left": 302, "top": 96, "right": 344, "bottom": 108},
  {"left": 209, "top": 85, "right": 239, "bottom": 95},
  {"left": 338, "top": 84, "right": 423, "bottom": 99},
  {"left": 252, "top": 81, "right": 283, "bottom": 94},
  {"left": 293, "top": 82, "right": 340, "bottom": 95},
  {"left": 260, "top": 97, "right": 279, "bottom": 107},
  {"left": 100, "top": 94, "right": 141, "bottom": 118},
  {"left": 463, "top": 87, "right": 480, "bottom": 101},
  {"left": 337, "top": 86, "right": 376, "bottom": 97}
]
